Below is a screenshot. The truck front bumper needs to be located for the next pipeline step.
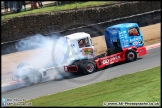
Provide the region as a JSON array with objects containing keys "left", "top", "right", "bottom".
[
  {"left": 64, "top": 65, "right": 78, "bottom": 72},
  {"left": 137, "top": 46, "right": 147, "bottom": 56},
  {"left": 12, "top": 74, "right": 23, "bottom": 82}
]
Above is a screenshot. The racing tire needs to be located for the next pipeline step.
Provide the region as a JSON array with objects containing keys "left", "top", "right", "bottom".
[
  {"left": 125, "top": 49, "right": 137, "bottom": 62},
  {"left": 22, "top": 76, "right": 32, "bottom": 85},
  {"left": 35, "top": 72, "right": 42, "bottom": 84},
  {"left": 84, "top": 61, "right": 96, "bottom": 74},
  {"left": 72, "top": 60, "right": 83, "bottom": 74}
]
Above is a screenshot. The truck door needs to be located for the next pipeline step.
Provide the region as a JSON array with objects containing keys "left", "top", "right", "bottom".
[
  {"left": 109, "top": 28, "right": 121, "bottom": 50},
  {"left": 128, "top": 27, "right": 144, "bottom": 47},
  {"left": 69, "top": 39, "right": 80, "bottom": 60}
]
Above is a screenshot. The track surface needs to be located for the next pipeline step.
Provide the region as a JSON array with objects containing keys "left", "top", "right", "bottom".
[
  {"left": 2, "top": 47, "right": 160, "bottom": 100},
  {"left": 2, "top": 23, "right": 160, "bottom": 75}
]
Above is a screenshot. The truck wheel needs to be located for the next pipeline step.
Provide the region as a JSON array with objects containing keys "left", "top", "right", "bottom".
[
  {"left": 22, "top": 76, "right": 32, "bottom": 85},
  {"left": 125, "top": 49, "right": 137, "bottom": 62},
  {"left": 34, "top": 72, "right": 42, "bottom": 84},
  {"left": 84, "top": 62, "right": 96, "bottom": 74},
  {"left": 38, "top": 73, "right": 42, "bottom": 82}
]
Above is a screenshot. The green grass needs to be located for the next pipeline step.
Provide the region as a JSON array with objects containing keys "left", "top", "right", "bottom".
[
  {"left": 1, "top": 1, "right": 115, "bottom": 21},
  {"left": 24, "top": 66, "right": 160, "bottom": 107}
]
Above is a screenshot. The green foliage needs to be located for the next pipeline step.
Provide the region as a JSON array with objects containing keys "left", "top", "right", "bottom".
[{"left": 1, "top": 1, "right": 115, "bottom": 21}]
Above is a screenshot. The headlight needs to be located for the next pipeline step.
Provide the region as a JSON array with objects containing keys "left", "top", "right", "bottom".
[
  {"left": 64, "top": 66, "right": 68, "bottom": 71},
  {"left": 12, "top": 74, "right": 20, "bottom": 82},
  {"left": 139, "top": 40, "right": 142, "bottom": 44}
]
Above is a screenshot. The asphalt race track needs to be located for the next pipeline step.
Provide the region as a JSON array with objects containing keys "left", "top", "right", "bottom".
[{"left": 2, "top": 47, "right": 160, "bottom": 100}]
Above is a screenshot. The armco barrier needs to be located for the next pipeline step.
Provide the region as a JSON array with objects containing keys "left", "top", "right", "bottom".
[{"left": 1, "top": 9, "right": 161, "bottom": 55}]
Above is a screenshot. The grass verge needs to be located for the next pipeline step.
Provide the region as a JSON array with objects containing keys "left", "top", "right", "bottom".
[
  {"left": 1, "top": 1, "right": 115, "bottom": 21},
  {"left": 24, "top": 66, "right": 160, "bottom": 107}
]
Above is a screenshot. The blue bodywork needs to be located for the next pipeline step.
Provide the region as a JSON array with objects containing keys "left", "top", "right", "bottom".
[{"left": 104, "top": 23, "right": 144, "bottom": 50}]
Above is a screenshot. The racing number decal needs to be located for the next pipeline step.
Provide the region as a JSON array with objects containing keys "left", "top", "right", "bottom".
[
  {"left": 134, "top": 41, "right": 138, "bottom": 45},
  {"left": 102, "top": 55, "right": 120, "bottom": 65}
]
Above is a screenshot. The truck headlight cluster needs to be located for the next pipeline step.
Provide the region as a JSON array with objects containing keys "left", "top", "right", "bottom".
[
  {"left": 64, "top": 67, "right": 68, "bottom": 71},
  {"left": 139, "top": 40, "right": 142, "bottom": 44}
]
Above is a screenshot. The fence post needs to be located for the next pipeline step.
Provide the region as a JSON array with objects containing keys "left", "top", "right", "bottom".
[
  {"left": 76, "top": 1, "right": 77, "bottom": 9},
  {"left": 55, "top": 1, "right": 58, "bottom": 10},
  {"left": 31, "top": 1, "right": 33, "bottom": 13},
  {"left": 3, "top": 1, "right": 6, "bottom": 19}
]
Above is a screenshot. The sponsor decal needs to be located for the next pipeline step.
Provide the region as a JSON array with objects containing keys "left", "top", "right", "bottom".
[
  {"left": 135, "top": 38, "right": 139, "bottom": 40},
  {"left": 82, "top": 48, "right": 93, "bottom": 55},
  {"left": 102, "top": 55, "right": 120, "bottom": 65},
  {"left": 140, "top": 50, "right": 144, "bottom": 52},
  {"left": 130, "top": 38, "right": 139, "bottom": 42},
  {"left": 134, "top": 41, "right": 138, "bottom": 45}
]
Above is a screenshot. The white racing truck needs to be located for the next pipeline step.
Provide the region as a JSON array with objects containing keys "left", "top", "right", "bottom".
[{"left": 12, "top": 32, "right": 96, "bottom": 84}]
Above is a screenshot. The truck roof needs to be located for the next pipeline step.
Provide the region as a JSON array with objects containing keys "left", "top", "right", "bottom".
[
  {"left": 107, "top": 23, "right": 138, "bottom": 30},
  {"left": 64, "top": 32, "right": 90, "bottom": 40}
]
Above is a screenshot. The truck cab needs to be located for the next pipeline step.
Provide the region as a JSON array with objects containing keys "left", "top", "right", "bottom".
[
  {"left": 104, "top": 23, "right": 144, "bottom": 54},
  {"left": 64, "top": 32, "right": 95, "bottom": 62}
]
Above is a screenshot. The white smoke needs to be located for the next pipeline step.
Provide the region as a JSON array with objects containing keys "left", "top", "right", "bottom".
[
  {"left": 52, "top": 36, "right": 72, "bottom": 66},
  {"left": 16, "top": 34, "right": 71, "bottom": 68},
  {"left": 15, "top": 34, "right": 74, "bottom": 82},
  {"left": 2, "top": 33, "right": 85, "bottom": 92}
]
